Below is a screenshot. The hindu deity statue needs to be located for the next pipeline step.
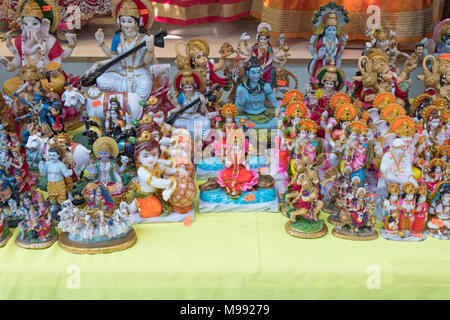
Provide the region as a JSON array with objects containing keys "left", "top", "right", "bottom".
[
  {"left": 398, "top": 182, "right": 416, "bottom": 236},
  {"left": 0, "top": 0, "right": 76, "bottom": 96},
  {"left": 235, "top": 56, "right": 280, "bottom": 129},
  {"left": 237, "top": 23, "right": 280, "bottom": 87},
  {"left": 340, "top": 114, "right": 370, "bottom": 184},
  {"left": 353, "top": 50, "right": 417, "bottom": 109},
  {"left": 411, "top": 185, "right": 429, "bottom": 238},
  {"left": 281, "top": 154, "right": 329, "bottom": 239},
  {"left": 175, "top": 37, "right": 233, "bottom": 99},
  {"left": 380, "top": 184, "right": 401, "bottom": 239},
  {"left": 332, "top": 185, "right": 378, "bottom": 240},
  {"left": 16, "top": 191, "right": 57, "bottom": 249},
  {"left": 216, "top": 128, "right": 258, "bottom": 199},
  {"left": 309, "top": 64, "right": 346, "bottom": 138},
  {"left": 129, "top": 131, "right": 196, "bottom": 221},
  {"left": 426, "top": 182, "right": 450, "bottom": 240},
  {"left": 84, "top": 0, "right": 156, "bottom": 101},
  {"left": 425, "top": 158, "right": 446, "bottom": 193},
  {"left": 308, "top": 2, "right": 349, "bottom": 76},
  {"left": 378, "top": 138, "right": 418, "bottom": 192},
  {"left": 39, "top": 146, "right": 72, "bottom": 216},
  {"left": 0, "top": 209, "right": 11, "bottom": 247},
  {"left": 85, "top": 137, "right": 129, "bottom": 206},
  {"left": 168, "top": 71, "right": 214, "bottom": 139},
  {"left": 433, "top": 18, "right": 450, "bottom": 57}
]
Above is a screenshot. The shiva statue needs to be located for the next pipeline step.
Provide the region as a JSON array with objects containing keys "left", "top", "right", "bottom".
[{"left": 235, "top": 55, "right": 280, "bottom": 129}]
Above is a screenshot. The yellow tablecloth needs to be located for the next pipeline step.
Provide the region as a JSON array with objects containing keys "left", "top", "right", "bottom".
[{"left": 1, "top": 211, "right": 449, "bottom": 299}]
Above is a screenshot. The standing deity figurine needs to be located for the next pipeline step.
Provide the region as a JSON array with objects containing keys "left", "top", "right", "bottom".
[
  {"left": 39, "top": 146, "right": 72, "bottom": 217},
  {"left": 308, "top": 2, "right": 349, "bottom": 77}
]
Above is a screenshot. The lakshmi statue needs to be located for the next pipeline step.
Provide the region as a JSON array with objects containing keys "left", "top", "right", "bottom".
[
  {"left": 309, "top": 64, "right": 345, "bottom": 138},
  {"left": 86, "top": 0, "right": 156, "bottom": 101},
  {"left": 0, "top": 0, "right": 76, "bottom": 96},
  {"left": 216, "top": 128, "right": 259, "bottom": 199},
  {"left": 308, "top": 2, "right": 349, "bottom": 76},
  {"left": 340, "top": 114, "right": 370, "bottom": 184},
  {"left": 235, "top": 56, "right": 280, "bottom": 129}
]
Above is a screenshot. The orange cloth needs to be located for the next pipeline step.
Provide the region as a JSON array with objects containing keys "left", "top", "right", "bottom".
[
  {"left": 137, "top": 196, "right": 163, "bottom": 218},
  {"left": 250, "top": 0, "right": 434, "bottom": 42}
]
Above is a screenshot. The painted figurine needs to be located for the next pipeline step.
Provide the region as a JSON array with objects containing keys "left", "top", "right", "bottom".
[
  {"left": 281, "top": 155, "right": 328, "bottom": 239},
  {"left": 38, "top": 146, "right": 72, "bottom": 217},
  {"left": 0, "top": 209, "right": 11, "bottom": 247},
  {"left": 168, "top": 71, "right": 213, "bottom": 139},
  {"left": 199, "top": 128, "right": 277, "bottom": 213},
  {"left": 308, "top": 2, "right": 349, "bottom": 76},
  {"left": 332, "top": 186, "right": 378, "bottom": 240},
  {"left": 235, "top": 55, "right": 280, "bottom": 129},
  {"left": 128, "top": 130, "right": 196, "bottom": 222},
  {"left": 85, "top": 137, "right": 129, "bottom": 206},
  {"left": 175, "top": 37, "right": 232, "bottom": 98},
  {"left": 16, "top": 191, "right": 58, "bottom": 249},
  {"left": 238, "top": 23, "right": 278, "bottom": 87},
  {"left": 426, "top": 182, "right": 450, "bottom": 240},
  {"left": 87, "top": 0, "right": 156, "bottom": 101},
  {"left": 0, "top": 0, "right": 76, "bottom": 96},
  {"left": 58, "top": 200, "right": 137, "bottom": 254}
]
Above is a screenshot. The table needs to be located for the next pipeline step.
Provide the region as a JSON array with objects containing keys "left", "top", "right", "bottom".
[{"left": 1, "top": 209, "right": 449, "bottom": 299}]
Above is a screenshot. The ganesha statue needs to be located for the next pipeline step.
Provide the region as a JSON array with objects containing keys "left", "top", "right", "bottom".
[{"left": 0, "top": 0, "right": 76, "bottom": 96}]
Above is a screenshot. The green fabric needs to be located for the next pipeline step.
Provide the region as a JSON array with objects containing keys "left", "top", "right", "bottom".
[{"left": 1, "top": 212, "right": 450, "bottom": 299}]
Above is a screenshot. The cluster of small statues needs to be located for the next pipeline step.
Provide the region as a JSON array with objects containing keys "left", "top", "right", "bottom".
[{"left": 0, "top": 0, "right": 448, "bottom": 252}]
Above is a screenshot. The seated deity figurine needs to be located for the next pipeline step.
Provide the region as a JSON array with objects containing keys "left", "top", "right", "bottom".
[
  {"left": 85, "top": 137, "right": 129, "bottom": 205},
  {"left": 331, "top": 186, "right": 378, "bottom": 241},
  {"left": 128, "top": 131, "right": 196, "bottom": 223},
  {"left": 199, "top": 128, "right": 277, "bottom": 213},
  {"left": 0, "top": 0, "right": 76, "bottom": 97},
  {"left": 234, "top": 56, "right": 280, "bottom": 129},
  {"left": 168, "top": 71, "right": 214, "bottom": 139},
  {"left": 16, "top": 191, "right": 57, "bottom": 249},
  {"left": 426, "top": 182, "right": 450, "bottom": 240},
  {"left": 197, "top": 103, "right": 269, "bottom": 180},
  {"left": 87, "top": 0, "right": 157, "bottom": 101},
  {"left": 216, "top": 129, "right": 259, "bottom": 199}
]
